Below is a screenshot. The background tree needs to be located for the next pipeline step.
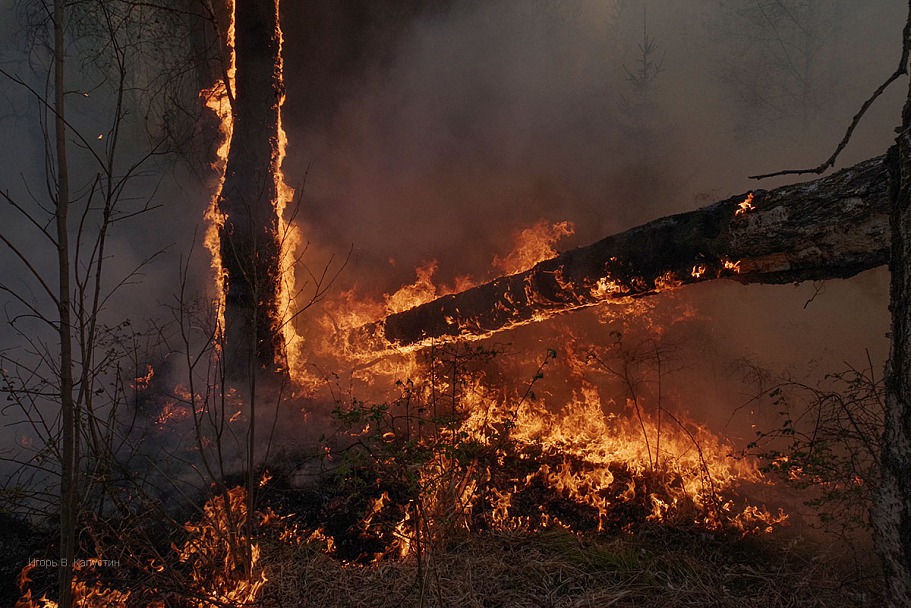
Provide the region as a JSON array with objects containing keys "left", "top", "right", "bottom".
[
  {"left": 709, "top": 0, "right": 845, "bottom": 141},
  {"left": 608, "top": 3, "right": 682, "bottom": 224},
  {"left": 618, "top": 8, "right": 665, "bottom": 164},
  {"left": 0, "top": 1, "right": 204, "bottom": 604}
]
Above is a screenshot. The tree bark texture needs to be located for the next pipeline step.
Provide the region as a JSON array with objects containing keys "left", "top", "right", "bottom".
[
  {"left": 350, "top": 156, "right": 889, "bottom": 352},
  {"left": 219, "top": 0, "right": 284, "bottom": 379},
  {"left": 877, "top": 125, "right": 911, "bottom": 606},
  {"left": 54, "top": 0, "right": 76, "bottom": 604}
]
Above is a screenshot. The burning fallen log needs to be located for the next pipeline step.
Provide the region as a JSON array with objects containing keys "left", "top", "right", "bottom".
[{"left": 351, "top": 155, "right": 890, "bottom": 351}]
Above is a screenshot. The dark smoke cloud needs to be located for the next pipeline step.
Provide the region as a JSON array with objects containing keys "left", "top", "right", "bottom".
[
  {"left": 283, "top": 0, "right": 902, "bottom": 295},
  {"left": 0, "top": 0, "right": 902, "bottom": 456},
  {"left": 279, "top": 0, "right": 897, "bottom": 380}
]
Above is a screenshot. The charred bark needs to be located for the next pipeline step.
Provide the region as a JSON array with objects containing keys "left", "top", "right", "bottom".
[
  {"left": 353, "top": 156, "right": 889, "bottom": 352},
  {"left": 219, "top": 0, "right": 284, "bottom": 379}
]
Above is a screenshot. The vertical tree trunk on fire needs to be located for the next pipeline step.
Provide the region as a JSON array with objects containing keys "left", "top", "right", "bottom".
[{"left": 219, "top": 0, "right": 284, "bottom": 379}]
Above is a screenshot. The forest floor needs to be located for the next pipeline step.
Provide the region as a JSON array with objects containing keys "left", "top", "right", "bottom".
[{"left": 260, "top": 525, "right": 880, "bottom": 608}]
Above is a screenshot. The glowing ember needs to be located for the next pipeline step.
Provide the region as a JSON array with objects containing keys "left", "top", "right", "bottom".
[
  {"left": 591, "top": 276, "right": 624, "bottom": 298},
  {"left": 155, "top": 401, "right": 190, "bottom": 427},
  {"left": 132, "top": 364, "right": 154, "bottom": 390},
  {"left": 734, "top": 192, "right": 755, "bottom": 216}
]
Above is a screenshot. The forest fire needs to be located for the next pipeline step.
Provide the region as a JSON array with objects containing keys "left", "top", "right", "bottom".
[
  {"left": 129, "top": 7, "right": 887, "bottom": 580},
  {"left": 200, "top": 0, "right": 235, "bottom": 346},
  {"left": 274, "top": 220, "right": 791, "bottom": 567},
  {"left": 202, "top": 0, "right": 304, "bottom": 380},
  {"left": 5, "top": 1, "right": 900, "bottom": 606}
]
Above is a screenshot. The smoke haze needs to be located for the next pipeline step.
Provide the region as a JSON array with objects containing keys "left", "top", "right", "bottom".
[
  {"left": 0, "top": 0, "right": 902, "bottom": 482},
  {"left": 279, "top": 0, "right": 899, "bottom": 398}
]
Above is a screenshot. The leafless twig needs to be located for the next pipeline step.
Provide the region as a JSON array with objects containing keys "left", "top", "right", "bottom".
[{"left": 749, "top": 2, "right": 911, "bottom": 180}]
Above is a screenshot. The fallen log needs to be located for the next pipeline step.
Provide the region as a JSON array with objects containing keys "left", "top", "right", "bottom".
[{"left": 351, "top": 155, "right": 890, "bottom": 352}]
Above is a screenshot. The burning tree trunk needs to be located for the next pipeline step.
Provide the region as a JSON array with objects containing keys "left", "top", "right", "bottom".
[
  {"left": 354, "top": 156, "right": 889, "bottom": 351},
  {"left": 218, "top": 0, "right": 285, "bottom": 379}
]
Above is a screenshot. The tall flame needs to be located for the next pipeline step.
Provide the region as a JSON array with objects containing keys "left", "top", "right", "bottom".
[
  {"left": 202, "top": 0, "right": 305, "bottom": 377},
  {"left": 273, "top": 11, "right": 305, "bottom": 378},
  {"left": 201, "top": 1, "right": 236, "bottom": 344},
  {"left": 493, "top": 220, "right": 575, "bottom": 275}
]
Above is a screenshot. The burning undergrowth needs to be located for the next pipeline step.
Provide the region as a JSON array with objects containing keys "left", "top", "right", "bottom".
[
  {"left": 6, "top": 213, "right": 825, "bottom": 607},
  {"left": 269, "top": 333, "right": 786, "bottom": 567},
  {"left": 8, "top": 311, "right": 792, "bottom": 606}
]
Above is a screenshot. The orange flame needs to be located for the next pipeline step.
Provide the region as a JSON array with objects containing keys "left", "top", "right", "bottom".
[
  {"left": 132, "top": 364, "right": 154, "bottom": 390},
  {"left": 272, "top": 5, "right": 306, "bottom": 379},
  {"left": 384, "top": 261, "right": 443, "bottom": 314},
  {"left": 201, "top": 0, "right": 236, "bottom": 344},
  {"left": 16, "top": 562, "right": 131, "bottom": 608},
  {"left": 723, "top": 258, "right": 742, "bottom": 273},
  {"left": 734, "top": 192, "right": 755, "bottom": 216},
  {"left": 493, "top": 220, "right": 575, "bottom": 275},
  {"left": 178, "top": 487, "right": 267, "bottom": 606}
]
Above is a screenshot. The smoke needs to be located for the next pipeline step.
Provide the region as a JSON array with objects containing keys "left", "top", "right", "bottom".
[
  {"left": 283, "top": 0, "right": 900, "bottom": 280},
  {"left": 278, "top": 0, "right": 899, "bottom": 439},
  {"left": 0, "top": 0, "right": 901, "bottom": 526},
  {"left": 0, "top": 0, "right": 215, "bottom": 496}
]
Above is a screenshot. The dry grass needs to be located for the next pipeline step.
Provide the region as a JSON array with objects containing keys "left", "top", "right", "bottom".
[{"left": 258, "top": 527, "right": 880, "bottom": 608}]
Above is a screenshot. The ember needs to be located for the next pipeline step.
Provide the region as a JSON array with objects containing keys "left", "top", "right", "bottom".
[{"left": 734, "top": 192, "right": 755, "bottom": 216}]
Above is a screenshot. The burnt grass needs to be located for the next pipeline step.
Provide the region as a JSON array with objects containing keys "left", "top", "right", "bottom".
[
  {"left": 255, "top": 443, "right": 720, "bottom": 565},
  {"left": 248, "top": 443, "right": 883, "bottom": 607},
  {"left": 1, "top": 443, "right": 882, "bottom": 606}
]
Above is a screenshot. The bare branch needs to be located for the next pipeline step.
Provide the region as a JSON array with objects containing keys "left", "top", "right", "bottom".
[
  {"left": 0, "top": 190, "right": 55, "bottom": 244},
  {"left": 750, "top": 4, "right": 911, "bottom": 180},
  {"left": 0, "top": 232, "right": 60, "bottom": 307}
]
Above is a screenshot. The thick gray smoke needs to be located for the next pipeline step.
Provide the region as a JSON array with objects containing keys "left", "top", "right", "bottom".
[
  {"left": 281, "top": 0, "right": 900, "bottom": 399},
  {"left": 0, "top": 0, "right": 902, "bottom": 498}
]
